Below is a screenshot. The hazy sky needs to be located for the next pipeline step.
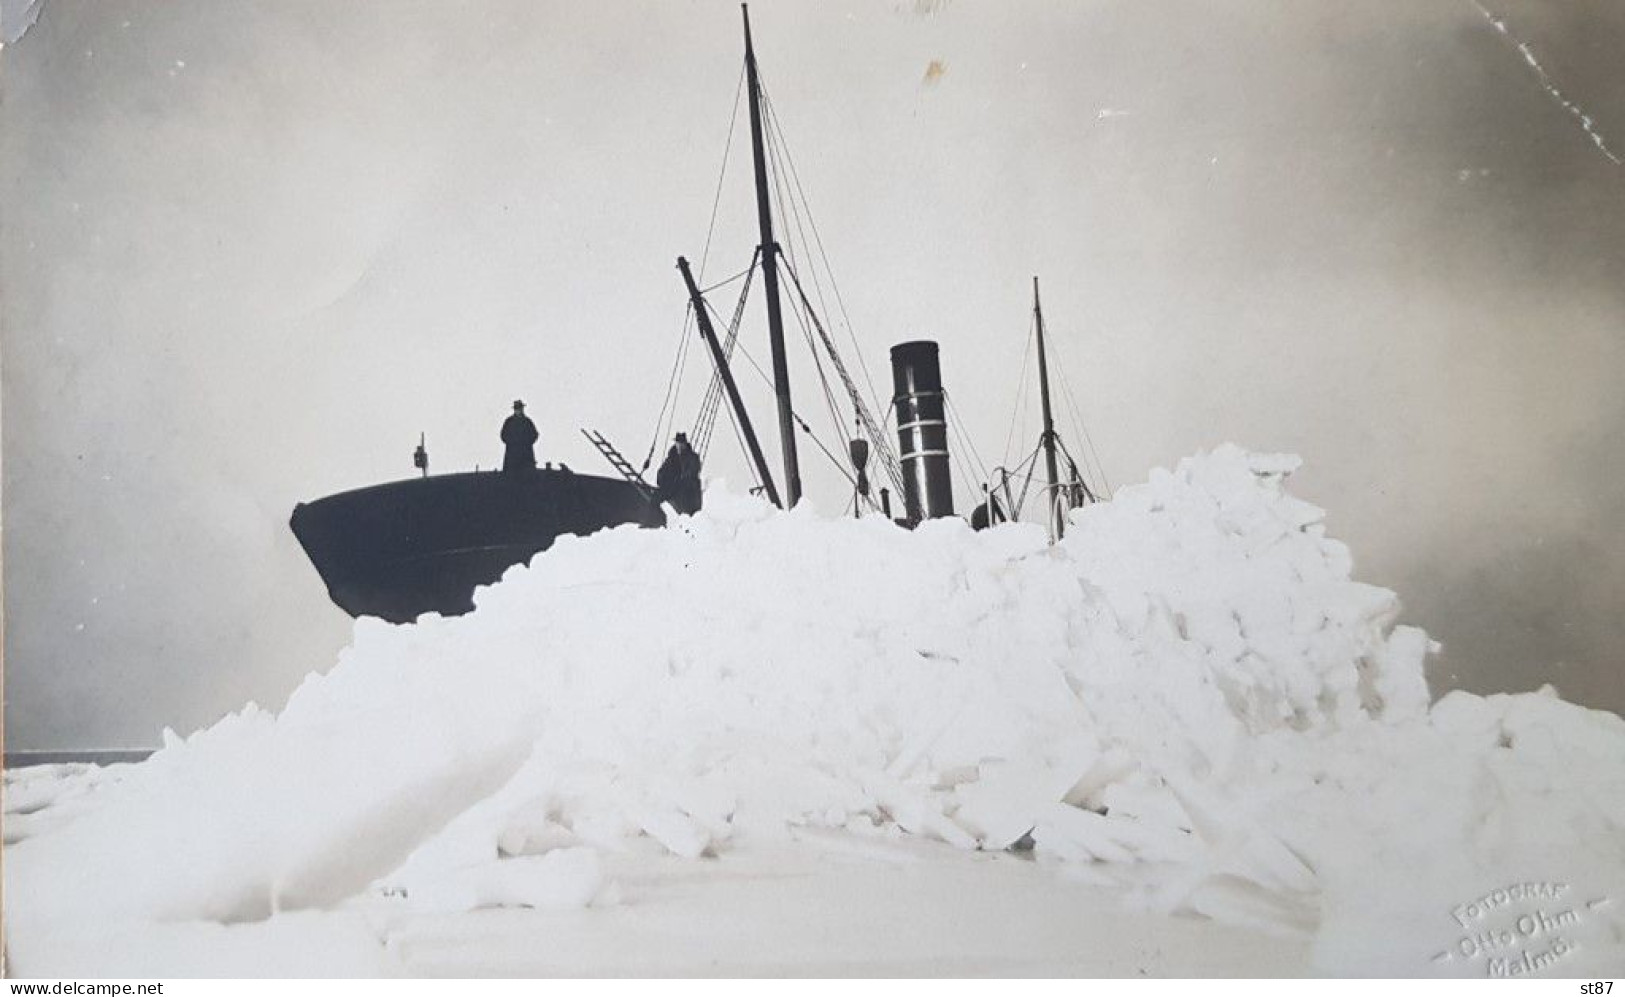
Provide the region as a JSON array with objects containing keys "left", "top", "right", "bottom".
[{"left": 4, "top": 0, "right": 1622, "bottom": 750}]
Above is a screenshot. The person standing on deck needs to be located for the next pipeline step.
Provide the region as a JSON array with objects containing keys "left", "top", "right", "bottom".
[
  {"left": 501, "top": 400, "right": 539, "bottom": 473},
  {"left": 656, "top": 432, "right": 703, "bottom": 514}
]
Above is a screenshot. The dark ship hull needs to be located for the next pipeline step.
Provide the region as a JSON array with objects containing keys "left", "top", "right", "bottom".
[{"left": 291, "top": 469, "right": 664, "bottom": 623}]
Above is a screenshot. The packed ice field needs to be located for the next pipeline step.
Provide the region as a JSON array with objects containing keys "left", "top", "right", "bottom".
[{"left": 5, "top": 446, "right": 1623, "bottom": 976}]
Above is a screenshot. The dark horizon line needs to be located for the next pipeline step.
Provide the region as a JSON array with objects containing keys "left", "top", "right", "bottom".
[{"left": 5, "top": 748, "right": 155, "bottom": 768}]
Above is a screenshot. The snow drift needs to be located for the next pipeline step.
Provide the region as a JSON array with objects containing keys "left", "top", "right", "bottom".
[{"left": 7, "top": 445, "right": 1623, "bottom": 975}]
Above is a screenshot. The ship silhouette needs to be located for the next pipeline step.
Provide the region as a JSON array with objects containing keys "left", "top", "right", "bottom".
[
  {"left": 291, "top": 467, "right": 663, "bottom": 624},
  {"left": 290, "top": 6, "right": 1099, "bottom": 625}
]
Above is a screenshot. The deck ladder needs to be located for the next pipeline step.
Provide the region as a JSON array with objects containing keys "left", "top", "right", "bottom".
[{"left": 581, "top": 429, "right": 658, "bottom": 502}]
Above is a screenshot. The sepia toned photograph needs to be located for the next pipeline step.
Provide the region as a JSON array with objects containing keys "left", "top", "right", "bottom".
[{"left": 2, "top": 0, "right": 1622, "bottom": 980}]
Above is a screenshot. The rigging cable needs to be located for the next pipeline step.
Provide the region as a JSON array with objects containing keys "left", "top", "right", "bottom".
[
  {"left": 1008, "top": 442, "right": 1044, "bottom": 520},
  {"left": 1003, "top": 310, "right": 1036, "bottom": 469},
  {"left": 764, "top": 93, "right": 835, "bottom": 359},
  {"left": 1049, "top": 330, "right": 1112, "bottom": 494},
  {"left": 755, "top": 73, "right": 909, "bottom": 507},
  {"left": 719, "top": 379, "right": 764, "bottom": 495},
  {"left": 764, "top": 117, "right": 883, "bottom": 506},
  {"left": 782, "top": 294, "right": 862, "bottom": 490},
  {"left": 783, "top": 264, "right": 852, "bottom": 461},
  {"left": 1052, "top": 434, "right": 1100, "bottom": 503},
  {"left": 699, "top": 259, "right": 758, "bottom": 295},
  {"left": 646, "top": 304, "right": 696, "bottom": 472},
  {"left": 755, "top": 80, "right": 852, "bottom": 484},
  {"left": 699, "top": 61, "right": 747, "bottom": 279},
  {"left": 943, "top": 390, "right": 991, "bottom": 490},
  {"left": 646, "top": 61, "right": 748, "bottom": 470},
  {"left": 708, "top": 296, "right": 860, "bottom": 493},
  {"left": 942, "top": 398, "right": 986, "bottom": 514},
  {"left": 758, "top": 96, "right": 852, "bottom": 486},
  {"left": 776, "top": 253, "right": 907, "bottom": 498},
  {"left": 693, "top": 254, "right": 759, "bottom": 460},
  {"left": 759, "top": 83, "right": 889, "bottom": 427},
  {"left": 1057, "top": 362, "right": 1110, "bottom": 494},
  {"left": 699, "top": 296, "right": 770, "bottom": 494},
  {"left": 758, "top": 92, "right": 906, "bottom": 497}
]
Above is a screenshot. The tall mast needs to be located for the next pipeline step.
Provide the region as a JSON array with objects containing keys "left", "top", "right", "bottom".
[
  {"left": 1033, "top": 276, "right": 1062, "bottom": 535},
  {"left": 742, "top": 4, "right": 802, "bottom": 507}
]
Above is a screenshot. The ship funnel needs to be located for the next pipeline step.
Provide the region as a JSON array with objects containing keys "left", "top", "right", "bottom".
[{"left": 890, "top": 340, "right": 954, "bottom": 523}]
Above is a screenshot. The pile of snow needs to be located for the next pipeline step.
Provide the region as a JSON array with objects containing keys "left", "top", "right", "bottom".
[
  {"left": 7, "top": 445, "right": 1623, "bottom": 975},
  {"left": 3, "top": 763, "right": 133, "bottom": 847}
]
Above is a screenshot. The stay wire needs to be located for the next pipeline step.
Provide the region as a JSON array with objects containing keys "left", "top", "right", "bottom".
[
  {"left": 1049, "top": 331, "right": 1112, "bottom": 494},
  {"left": 943, "top": 391, "right": 991, "bottom": 503},
  {"left": 764, "top": 92, "right": 849, "bottom": 462},
  {"left": 695, "top": 252, "right": 758, "bottom": 443},
  {"left": 698, "top": 61, "right": 747, "bottom": 280},
  {"left": 780, "top": 273, "right": 859, "bottom": 486},
  {"left": 1053, "top": 435, "right": 1099, "bottom": 503},
  {"left": 762, "top": 110, "right": 893, "bottom": 499},
  {"left": 764, "top": 93, "right": 834, "bottom": 360},
  {"left": 757, "top": 94, "right": 847, "bottom": 478},
  {"left": 757, "top": 75, "right": 907, "bottom": 509},
  {"left": 759, "top": 80, "right": 888, "bottom": 435},
  {"left": 700, "top": 297, "right": 770, "bottom": 493},
  {"left": 646, "top": 306, "right": 696, "bottom": 471},
  {"left": 650, "top": 60, "right": 746, "bottom": 469},
  {"left": 1003, "top": 311, "right": 1036, "bottom": 469},
  {"left": 1058, "top": 366, "right": 1109, "bottom": 494},
  {"left": 784, "top": 266, "right": 851, "bottom": 458},
  {"left": 710, "top": 295, "right": 856, "bottom": 492},
  {"left": 700, "top": 260, "right": 758, "bottom": 295},
  {"left": 694, "top": 256, "right": 758, "bottom": 460},
  {"left": 721, "top": 381, "right": 763, "bottom": 494},
  {"left": 1012, "top": 443, "right": 1043, "bottom": 519}
]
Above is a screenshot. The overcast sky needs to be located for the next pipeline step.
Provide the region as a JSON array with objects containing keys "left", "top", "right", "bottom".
[{"left": 4, "top": 0, "right": 1622, "bottom": 750}]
